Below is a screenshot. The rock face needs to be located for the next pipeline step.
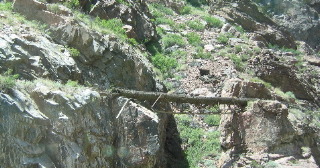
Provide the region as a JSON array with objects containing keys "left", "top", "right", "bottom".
[
  {"left": 0, "top": 0, "right": 182, "bottom": 167},
  {"left": 90, "top": 0, "right": 157, "bottom": 43},
  {"left": 13, "top": 0, "right": 66, "bottom": 25},
  {"left": 250, "top": 50, "right": 317, "bottom": 102},
  {"left": 254, "top": 0, "right": 320, "bottom": 50},
  {"left": 0, "top": 83, "right": 168, "bottom": 167},
  {"left": 212, "top": 0, "right": 297, "bottom": 49},
  {"left": 218, "top": 79, "right": 320, "bottom": 167}
]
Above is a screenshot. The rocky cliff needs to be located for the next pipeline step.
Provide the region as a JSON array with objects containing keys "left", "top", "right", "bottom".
[
  {"left": 0, "top": 0, "right": 182, "bottom": 167},
  {"left": 1, "top": 0, "right": 320, "bottom": 167}
]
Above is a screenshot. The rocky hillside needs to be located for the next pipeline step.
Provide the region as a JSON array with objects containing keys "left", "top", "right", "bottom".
[{"left": 0, "top": 0, "right": 320, "bottom": 168}]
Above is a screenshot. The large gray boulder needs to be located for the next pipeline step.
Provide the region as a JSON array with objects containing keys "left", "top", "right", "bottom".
[
  {"left": 0, "top": 83, "right": 168, "bottom": 167},
  {"left": 90, "top": 0, "right": 157, "bottom": 43}
]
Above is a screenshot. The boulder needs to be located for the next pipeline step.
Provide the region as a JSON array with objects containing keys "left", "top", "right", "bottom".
[
  {"left": 222, "top": 78, "right": 273, "bottom": 99},
  {"left": 90, "top": 0, "right": 157, "bottom": 43},
  {"left": 0, "top": 84, "right": 169, "bottom": 167},
  {"left": 13, "top": 0, "right": 65, "bottom": 25},
  {"left": 212, "top": 0, "right": 297, "bottom": 49}
]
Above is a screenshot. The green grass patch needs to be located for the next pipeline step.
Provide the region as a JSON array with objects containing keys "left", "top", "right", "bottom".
[
  {"left": 217, "top": 33, "right": 233, "bottom": 44},
  {"left": 203, "top": 16, "right": 223, "bottom": 28},
  {"left": 94, "top": 17, "right": 126, "bottom": 38},
  {"left": 0, "top": 2, "right": 12, "bottom": 11},
  {"left": 228, "top": 53, "right": 245, "bottom": 71},
  {"left": 194, "top": 47, "right": 211, "bottom": 59},
  {"left": 151, "top": 53, "right": 178, "bottom": 76},
  {"left": 186, "top": 20, "right": 205, "bottom": 31},
  {"left": 180, "top": 5, "right": 192, "bottom": 15},
  {"left": 0, "top": 69, "right": 19, "bottom": 91},
  {"left": 66, "top": 80, "right": 79, "bottom": 87},
  {"left": 67, "top": 47, "right": 80, "bottom": 57},
  {"left": 204, "top": 115, "right": 221, "bottom": 126},
  {"left": 64, "top": 0, "right": 80, "bottom": 9},
  {"left": 249, "top": 77, "right": 273, "bottom": 89},
  {"left": 162, "top": 34, "right": 186, "bottom": 48},
  {"left": 187, "top": 0, "right": 208, "bottom": 7},
  {"left": 175, "top": 114, "right": 221, "bottom": 167},
  {"left": 268, "top": 43, "right": 302, "bottom": 55},
  {"left": 186, "top": 32, "right": 202, "bottom": 47}
]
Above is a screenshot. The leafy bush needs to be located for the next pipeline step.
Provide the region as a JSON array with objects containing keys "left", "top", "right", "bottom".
[
  {"left": 217, "top": 33, "right": 233, "bottom": 44},
  {"left": 175, "top": 114, "right": 221, "bottom": 167},
  {"left": 194, "top": 47, "right": 211, "bottom": 59},
  {"left": 47, "top": 4, "right": 60, "bottom": 14},
  {"left": 66, "top": 80, "right": 79, "bottom": 87},
  {"left": 180, "top": 5, "right": 192, "bottom": 15},
  {"left": 0, "top": 2, "right": 12, "bottom": 11},
  {"left": 187, "top": 0, "right": 208, "bottom": 7},
  {"left": 204, "top": 16, "right": 223, "bottom": 28},
  {"left": 268, "top": 43, "right": 302, "bottom": 55},
  {"left": 186, "top": 32, "right": 201, "bottom": 46},
  {"left": 154, "top": 17, "right": 175, "bottom": 26},
  {"left": 204, "top": 115, "right": 221, "bottom": 126},
  {"left": 250, "top": 77, "right": 273, "bottom": 89},
  {"left": 187, "top": 20, "right": 205, "bottom": 31},
  {"left": 162, "top": 34, "right": 186, "bottom": 48},
  {"left": 228, "top": 53, "right": 245, "bottom": 71},
  {"left": 68, "top": 47, "right": 80, "bottom": 57},
  {"left": 115, "top": 0, "right": 130, "bottom": 6},
  {"left": 151, "top": 53, "right": 178, "bottom": 74},
  {"left": 64, "top": 0, "right": 80, "bottom": 9},
  {"left": 169, "top": 50, "right": 187, "bottom": 59},
  {"left": 94, "top": 17, "right": 126, "bottom": 38},
  {"left": 0, "top": 69, "right": 19, "bottom": 90}
]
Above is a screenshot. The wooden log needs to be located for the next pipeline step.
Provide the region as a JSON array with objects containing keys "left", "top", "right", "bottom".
[{"left": 111, "top": 88, "right": 257, "bottom": 106}]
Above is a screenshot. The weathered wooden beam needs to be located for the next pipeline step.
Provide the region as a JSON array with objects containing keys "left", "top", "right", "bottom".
[{"left": 111, "top": 88, "right": 257, "bottom": 106}]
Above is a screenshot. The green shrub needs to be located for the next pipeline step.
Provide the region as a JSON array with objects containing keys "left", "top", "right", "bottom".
[
  {"left": 64, "top": 0, "right": 80, "bottom": 9},
  {"left": 268, "top": 43, "right": 302, "bottom": 55},
  {"left": 234, "top": 45, "right": 242, "bottom": 53},
  {"left": 235, "top": 25, "right": 245, "bottom": 33},
  {"left": 66, "top": 80, "right": 79, "bottom": 87},
  {"left": 128, "top": 38, "right": 138, "bottom": 46},
  {"left": 162, "top": 34, "right": 186, "bottom": 48},
  {"left": 169, "top": 50, "right": 187, "bottom": 59},
  {"left": 94, "top": 17, "right": 126, "bottom": 38},
  {"left": 250, "top": 77, "right": 273, "bottom": 89},
  {"left": 186, "top": 20, "right": 205, "bottom": 31},
  {"left": 194, "top": 47, "right": 211, "bottom": 59},
  {"left": 204, "top": 16, "right": 223, "bottom": 28},
  {"left": 115, "top": 0, "right": 130, "bottom": 6},
  {"left": 180, "top": 5, "right": 192, "bottom": 15},
  {"left": 204, "top": 115, "right": 221, "bottom": 126},
  {"left": 186, "top": 32, "right": 201, "bottom": 46},
  {"left": 151, "top": 53, "right": 178, "bottom": 74},
  {"left": 228, "top": 53, "right": 245, "bottom": 71},
  {"left": 0, "top": 2, "right": 12, "bottom": 11},
  {"left": 47, "top": 4, "right": 60, "bottom": 14},
  {"left": 175, "top": 114, "right": 221, "bottom": 167},
  {"left": 154, "top": 3, "right": 175, "bottom": 15},
  {"left": 187, "top": 0, "right": 208, "bottom": 7},
  {"left": 0, "top": 69, "right": 19, "bottom": 90},
  {"left": 154, "top": 17, "right": 175, "bottom": 26},
  {"left": 68, "top": 47, "right": 80, "bottom": 57},
  {"left": 264, "top": 161, "right": 279, "bottom": 168},
  {"left": 217, "top": 33, "right": 233, "bottom": 44}
]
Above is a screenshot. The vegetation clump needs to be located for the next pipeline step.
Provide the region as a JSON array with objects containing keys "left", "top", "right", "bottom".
[
  {"left": 162, "top": 33, "right": 186, "bottom": 48},
  {"left": 203, "top": 16, "right": 223, "bottom": 28},
  {"left": 175, "top": 114, "right": 221, "bottom": 167},
  {"left": 187, "top": 20, "right": 205, "bottom": 31},
  {"left": 0, "top": 69, "right": 19, "bottom": 91},
  {"left": 68, "top": 47, "right": 80, "bottom": 57}
]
